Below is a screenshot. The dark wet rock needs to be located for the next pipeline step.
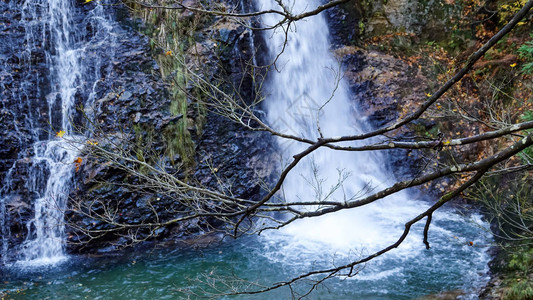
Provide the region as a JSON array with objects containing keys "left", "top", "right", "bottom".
[
  {"left": 194, "top": 111, "right": 276, "bottom": 202},
  {"left": 326, "top": 1, "right": 364, "bottom": 47},
  {"left": 329, "top": 0, "right": 460, "bottom": 41},
  {"left": 330, "top": 45, "right": 429, "bottom": 182},
  {"left": 70, "top": 32, "right": 178, "bottom": 251},
  {"left": 173, "top": 232, "right": 224, "bottom": 249},
  {"left": 0, "top": 0, "right": 183, "bottom": 258},
  {"left": 62, "top": 0, "right": 276, "bottom": 254}
]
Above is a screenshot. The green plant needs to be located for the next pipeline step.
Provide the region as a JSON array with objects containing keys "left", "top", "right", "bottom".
[
  {"left": 519, "top": 109, "right": 533, "bottom": 162},
  {"left": 132, "top": 123, "right": 155, "bottom": 174},
  {"left": 508, "top": 247, "right": 533, "bottom": 275},
  {"left": 358, "top": 20, "right": 365, "bottom": 35},
  {"left": 500, "top": 245, "right": 533, "bottom": 300},
  {"left": 503, "top": 280, "right": 533, "bottom": 300},
  {"left": 123, "top": 3, "right": 214, "bottom": 171},
  {"left": 165, "top": 82, "right": 196, "bottom": 169},
  {"left": 518, "top": 34, "right": 533, "bottom": 74}
]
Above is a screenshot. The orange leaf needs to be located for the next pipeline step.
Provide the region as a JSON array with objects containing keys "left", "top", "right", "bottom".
[
  {"left": 74, "top": 157, "right": 83, "bottom": 172},
  {"left": 56, "top": 130, "right": 66, "bottom": 138}
]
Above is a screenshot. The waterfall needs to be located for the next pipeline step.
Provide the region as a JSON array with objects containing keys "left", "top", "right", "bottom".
[
  {"left": 256, "top": 0, "right": 491, "bottom": 293},
  {"left": 0, "top": 0, "right": 115, "bottom": 266},
  {"left": 259, "top": 0, "right": 417, "bottom": 252}
]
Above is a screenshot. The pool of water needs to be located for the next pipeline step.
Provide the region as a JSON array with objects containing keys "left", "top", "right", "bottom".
[{"left": 1, "top": 208, "right": 491, "bottom": 299}]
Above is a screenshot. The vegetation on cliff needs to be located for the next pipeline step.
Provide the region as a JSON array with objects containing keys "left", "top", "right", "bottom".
[{"left": 352, "top": 1, "right": 532, "bottom": 298}]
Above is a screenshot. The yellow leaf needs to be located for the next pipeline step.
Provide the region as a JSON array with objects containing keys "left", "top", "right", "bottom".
[{"left": 56, "top": 130, "right": 66, "bottom": 138}]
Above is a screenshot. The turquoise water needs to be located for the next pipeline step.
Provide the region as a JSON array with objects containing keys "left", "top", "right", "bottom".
[{"left": 1, "top": 210, "right": 491, "bottom": 299}]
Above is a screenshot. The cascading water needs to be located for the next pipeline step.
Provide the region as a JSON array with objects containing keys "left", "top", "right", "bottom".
[
  {"left": 256, "top": 0, "right": 492, "bottom": 296},
  {"left": 0, "top": 0, "right": 115, "bottom": 266},
  {"left": 0, "top": 0, "right": 496, "bottom": 297}
]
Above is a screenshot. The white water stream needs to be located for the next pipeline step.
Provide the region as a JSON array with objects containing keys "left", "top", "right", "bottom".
[
  {"left": 256, "top": 0, "right": 491, "bottom": 294},
  {"left": 16, "top": 0, "right": 83, "bottom": 266},
  {"left": 0, "top": 0, "right": 115, "bottom": 266}
]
